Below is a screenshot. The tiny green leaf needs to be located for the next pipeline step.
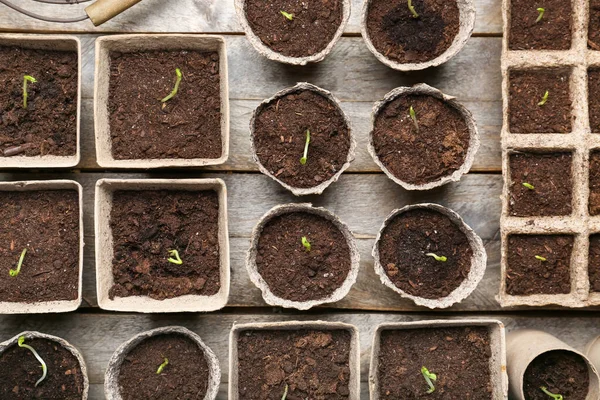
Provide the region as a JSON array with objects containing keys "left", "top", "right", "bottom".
[
  {"left": 167, "top": 249, "right": 183, "bottom": 265},
  {"left": 540, "top": 386, "right": 563, "bottom": 400},
  {"left": 300, "top": 129, "right": 311, "bottom": 165},
  {"left": 536, "top": 8, "right": 545, "bottom": 23},
  {"left": 409, "top": 106, "right": 419, "bottom": 131},
  {"left": 18, "top": 336, "right": 47, "bottom": 387},
  {"left": 538, "top": 90, "right": 549, "bottom": 106},
  {"left": 281, "top": 383, "right": 289, "bottom": 400},
  {"left": 421, "top": 366, "right": 437, "bottom": 394},
  {"left": 522, "top": 182, "right": 535, "bottom": 190},
  {"left": 302, "top": 236, "right": 311, "bottom": 252},
  {"left": 535, "top": 255, "right": 547, "bottom": 262},
  {"left": 426, "top": 253, "right": 447, "bottom": 262},
  {"left": 23, "top": 75, "right": 37, "bottom": 109},
  {"left": 408, "top": 0, "right": 419, "bottom": 18},
  {"left": 161, "top": 68, "right": 183, "bottom": 103},
  {"left": 280, "top": 10, "right": 293, "bottom": 20},
  {"left": 156, "top": 357, "right": 169, "bottom": 374},
  {"left": 9, "top": 248, "right": 27, "bottom": 277}
]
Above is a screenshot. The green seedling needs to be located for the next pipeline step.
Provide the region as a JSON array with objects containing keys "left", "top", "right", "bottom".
[
  {"left": 23, "top": 75, "right": 37, "bottom": 109},
  {"left": 167, "top": 249, "right": 183, "bottom": 265},
  {"left": 540, "top": 386, "right": 563, "bottom": 400},
  {"left": 408, "top": 0, "right": 419, "bottom": 18},
  {"left": 536, "top": 8, "right": 545, "bottom": 23},
  {"left": 302, "top": 236, "right": 311, "bottom": 252},
  {"left": 426, "top": 253, "right": 447, "bottom": 262},
  {"left": 280, "top": 10, "right": 293, "bottom": 20},
  {"left": 281, "top": 383, "right": 289, "bottom": 400},
  {"left": 18, "top": 336, "right": 47, "bottom": 387},
  {"left": 9, "top": 248, "right": 27, "bottom": 277},
  {"left": 522, "top": 182, "right": 535, "bottom": 190},
  {"left": 535, "top": 255, "right": 547, "bottom": 262},
  {"left": 161, "top": 68, "right": 182, "bottom": 104},
  {"left": 156, "top": 357, "right": 169, "bottom": 374},
  {"left": 421, "top": 366, "right": 437, "bottom": 394},
  {"left": 409, "top": 106, "right": 419, "bottom": 131},
  {"left": 538, "top": 90, "right": 549, "bottom": 106},
  {"left": 300, "top": 129, "right": 311, "bottom": 165}
]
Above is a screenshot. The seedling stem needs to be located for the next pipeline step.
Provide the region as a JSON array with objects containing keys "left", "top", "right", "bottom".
[
  {"left": 522, "top": 182, "right": 535, "bottom": 190},
  {"left": 161, "top": 68, "right": 182, "bottom": 103},
  {"left": 426, "top": 253, "right": 447, "bottom": 262},
  {"left": 302, "top": 236, "right": 311, "bottom": 252},
  {"left": 300, "top": 129, "right": 311, "bottom": 165},
  {"left": 421, "top": 366, "right": 437, "bottom": 394},
  {"left": 409, "top": 106, "right": 419, "bottom": 131},
  {"left": 536, "top": 8, "right": 545, "bottom": 23},
  {"left": 23, "top": 75, "right": 37, "bottom": 109},
  {"left": 535, "top": 255, "right": 547, "bottom": 262},
  {"left": 9, "top": 248, "right": 27, "bottom": 277},
  {"left": 538, "top": 90, "right": 549, "bottom": 106},
  {"left": 408, "top": 0, "right": 419, "bottom": 18},
  {"left": 540, "top": 386, "right": 563, "bottom": 400},
  {"left": 281, "top": 383, "right": 289, "bottom": 400},
  {"left": 280, "top": 11, "right": 293, "bottom": 20},
  {"left": 168, "top": 249, "right": 183, "bottom": 265},
  {"left": 18, "top": 336, "right": 47, "bottom": 387},
  {"left": 156, "top": 357, "right": 169, "bottom": 374}
]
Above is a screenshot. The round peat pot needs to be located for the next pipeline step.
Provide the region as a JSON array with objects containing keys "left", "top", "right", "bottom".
[
  {"left": 0, "top": 331, "right": 89, "bottom": 399},
  {"left": 234, "top": 0, "right": 350, "bottom": 65},
  {"left": 361, "top": 0, "right": 476, "bottom": 71},
  {"left": 368, "top": 83, "right": 479, "bottom": 190},
  {"left": 586, "top": 336, "right": 600, "bottom": 377},
  {"left": 250, "top": 82, "right": 356, "bottom": 196},
  {"left": 246, "top": 203, "right": 360, "bottom": 310},
  {"left": 372, "top": 203, "right": 486, "bottom": 309},
  {"left": 105, "top": 326, "right": 220, "bottom": 400},
  {"left": 507, "top": 330, "right": 600, "bottom": 400}
]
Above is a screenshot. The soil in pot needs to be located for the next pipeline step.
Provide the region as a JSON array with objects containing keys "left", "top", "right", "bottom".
[
  {"left": 365, "top": 0, "right": 460, "bottom": 64},
  {"left": 0, "top": 190, "right": 80, "bottom": 303},
  {"left": 253, "top": 89, "right": 351, "bottom": 189},
  {"left": 108, "top": 50, "right": 222, "bottom": 160},
  {"left": 371, "top": 93, "right": 470, "bottom": 186},
  {"left": 508, "top": 69, "right": 572, "bottom": 133},
  {"left": 255, "top": 212, "right": 351, "bottom": 302},
  {"left": 589, "top": 234, "right": 600, "bottom": 293},
  {"left": 108, "top": 190, "right": 221, "bottom": 300},
  {"left": 509, "top": 0, "right": 572, "bottom": 50},
  {"left": 590, "top": 1, "right": 600, "bottom": 50},
  {"left": 505, "top": 234, "right": 573, "bottom": 296},
  {"left": 509, "top": 152, "right": 573, "bottom": 217},
  {"left": 589, "top": 151, "right": 600, "bottom": 216},
  {"left": 0, "top": 46, "right": 78, "bottom": 158},
  {"left": 244, "top": 0, "right": 344, "bottom": 58},
  {"left": 0, "top": 337, "right": 85, "bottom": 399},
  {"left": 118, "top": 333, "right": 210, "bottom": 400},
  {"left": 523, "top": 350, "right": 590, "bottom": 400},
  {"left": 378, "top": 326, "right": 492, "bottom": 398},
  {"left": 237, "top": 329, "right": 352, "bottom": 399},
  {"left": 588, "top": 70, "right": 600, "bottom": 133},
  {"left": 377, "top": 209, "right": 473, "bottom": 300}
]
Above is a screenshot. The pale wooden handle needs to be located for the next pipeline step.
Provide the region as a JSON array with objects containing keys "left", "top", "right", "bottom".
[{"left": 85, "top": 0, "right": 143, "bottom": 26}]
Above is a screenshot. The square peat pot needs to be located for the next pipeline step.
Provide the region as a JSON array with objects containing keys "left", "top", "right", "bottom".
[
  {"left": 0, "top": 34, "right": 81, "bottom": 168},
  {"left": 0, "top": 180, "right": 83, "bottom": 314},
  {"left": 95, "top": 178, "right": 230, "bottom": 313},
  {"left": 369, "top": 320, "right": 508, "bottom": 399},
  {"left": 94, "top": 34, "right": 229, "bottom": 168},
  {"left": 229, "top": 321, "right": 361, "bottom": 400}
]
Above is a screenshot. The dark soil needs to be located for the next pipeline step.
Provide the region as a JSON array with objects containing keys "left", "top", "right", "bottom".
[
  {"left": 509, "top": 152, "right": 573, "bottom": 217},
  {"left": 523, "top": 350, "right": 590, "bottom": 400},
  {"left": 0, "top": 190, "right": 80, "bottom": 303},
  {"left": 588, "top": 235, "right": 600, "bottom": 292},
  {"left": 378, "top": 326, "right": 493, "bottom": 399},
  {"left": 588, "top": 70, "right": 600, "bottom": 132},
  {"left": 509, "top": 0, "right": 572, "bottom": 50},
  {"left": 118, "top": 333, "right": 210, "bottom": 400},
  {"left": 509, "top": 69, "right": 572, "bottom": 133},
  {"left": 237, "top": 329, "right": 352, "bottom": 399},
  {"left": 108, "top": 190, "right": 221, "bottom": 300},
  {"left": 252, "top": 89, "right": 351, "bottom": 189},
  {"left": 589, "top": 151, "right": 600, "bottom": 215},
  {"left": 0, "top": 46, "right": 78, "bottom": 157},
  {"left": 366, "top": 0, "right": 460, "bottom": 64},
  {"left": 371, "top": 94, "right": 471, "bottom": 186},
  {"left": 244, "top": 0, "right": 344, "bottom": 58},
  {"left": 506, "top": 235, "right": 573, "bottom": 295},
  {"left": 0, "top": 337, "right": 85, "bottom": 399},
  {"left": 108, "top": 50, "right": 222, "bottom": 160},
  {"left": 378, "top": 209, "right": 473, "bottom": 300},
  {"left": 255, "top": 212, "right": 351, "bottom": 302},
  {"left": 589, "top": 0, "right": 600, "bottom": 50}
]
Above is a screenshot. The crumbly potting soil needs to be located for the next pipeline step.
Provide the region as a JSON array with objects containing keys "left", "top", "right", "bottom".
[
  {"left": 588, "top": 234, "right": 600, "bottom": 292},
  {"left": 588, "top": 69, "right": 600, "bottom": 132},
  {"left": 589, "top": 0, "right": 600, "bottom": 50},
  {"left": 509, "top": 0, "right": 572, "bottom": 50},
  {"left": 589, "top": 151, "right": 600, "bottom": 215}
]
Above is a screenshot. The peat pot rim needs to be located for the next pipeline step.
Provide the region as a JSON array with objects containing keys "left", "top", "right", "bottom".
[
  {"left": 368, "top": 83, "right": 480, "bottom": 190},
  {"left": 234, "top": 0, "right": 351, "bottom": 65},
  {"left": 250, "top": 82, "right": 356, "bottom": 196},
  {"left": 372, "top": 203, "right": 487, "bottom": 309},
  {"left": 0, "top": 330, "right": 89, "bottom": 400},
  {"left": 360, "top": 0, "right": 476, "bottom": 71},
  {"left": 104, "top": 326, "right": 220, "bottom": 400},
  {"left": 246, "top": 203, "right": 360, "bottom": 310}
]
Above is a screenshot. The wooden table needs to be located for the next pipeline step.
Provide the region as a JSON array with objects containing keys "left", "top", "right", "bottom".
[{"left": 1, "top": 1, "right": 595, "bottom": 399}]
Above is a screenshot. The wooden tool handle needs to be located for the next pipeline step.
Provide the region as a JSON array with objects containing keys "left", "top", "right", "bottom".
[{"left": 85, "top": 0, "right": 143, "bottom": 26}]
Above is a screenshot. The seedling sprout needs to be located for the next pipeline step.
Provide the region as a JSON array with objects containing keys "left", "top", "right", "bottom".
[
  {"left": 161, "top": 68, "right": 182, "bottom": 104},
  {"left": 538, "top": 90, "right": 549, "bottom": 106},
  {"left": 421, "top": 366, "right": 437, "bottom": 394},
  {"left": 9, "top": 248, "right": 27, "bottom": 277},
  {"left": 281, "top": 383, "right": 289, "bottom": 400},
  {"left": 300, "top": 129, "right": 311, "bottom": 165},
  {"left": 540, "top": 386, "right": 563, "bottom": 400},
  {"left": 156, "top": 357, "right": 169, "bottom": 374},
  {"left": 408, "top": 0, "right": 419, "bottom": 18},
  {"left": 522, "top": 182, "right": 535, "bottom": 190},
  {"left": 167, "top": 249, "right": 183, "bottom": 265},
  {"left": 302, "top": 236, "right": 311, "bottom": 252},
  {"left": 23, "top": 75, "right": 37, "bottom": 109},
  {"left": 18, "top": 336, "right": 47, "bottom": 387},
  {"left": 426, "top": 253, "right": 447, "bottom": 262},
  {"left": 409, "top": 106, "right": 419, "bottom": 131},
  {"left": 536, "top": 8, "right": 545, "bottom": 23},
  {"left": 280, "top": 11, "right": 293, "bottom": 21},
  {"left": 535, "top": 255, "right": 547, "bottom": 262}
]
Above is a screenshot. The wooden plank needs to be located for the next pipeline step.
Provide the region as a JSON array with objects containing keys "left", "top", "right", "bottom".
[
  {"left": 0, "top": 172, "right": 503, "bottom": 311},
  {"left": 0, "top": 0, "right": 502, "bottom": 35}
]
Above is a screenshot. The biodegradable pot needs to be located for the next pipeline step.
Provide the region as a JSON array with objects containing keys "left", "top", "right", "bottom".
[
  {"left": 368, "top": 83, "right": 480, "bottom": 190},
  {"left": 250, "top": 82, "right": 356, "bottom": 196},
  {"left": 0, "top": 180, "right": 83, "bottom": 314},
  {"left": 506, "top": 330, "right": 600, "bottom": 400},
  {"left": 105, "top": 326, "right": 220, "bottom": 400},
  {"left": 229, "top": 321, "right": 360, "bottom": 400},
  {"left": 0, "top": 34, "right": 81, "bottom": 168},
  {"left": 360, "top": 0, "right": 476, "bottom": 71},
  {"left": 95, "top": 178, "right": 230, "bottom": 313},
  {"left": 372, "top": 203, "right": 487, "bottom": 309},
  {"left": 0, "top": 331, "right": 89, "bottom": 399},
  {"left": 94, "top": 34, "right": 229, "bottom": 168},
  {"left": 369, "top": 319, "right": 508, "bottom": 399},
  {"left": 234, "top": 0, "right": 350, "bottom": 65},
  {"left": 586, "top": 336, "right": 600, "bottom": 375},
  {"left": 246, "top": 203, "right": 360, "bottom": 310}
]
